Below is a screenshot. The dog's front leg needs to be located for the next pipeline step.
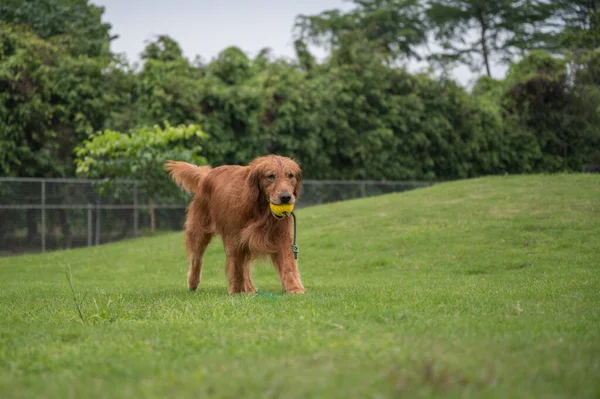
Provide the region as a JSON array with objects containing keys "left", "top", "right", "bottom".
[
  {"left": 271, "top": 250, "right": 304, "bottom": 294},
  {"left": 225, "top": 245, "right": 256, "bottom": 295}
]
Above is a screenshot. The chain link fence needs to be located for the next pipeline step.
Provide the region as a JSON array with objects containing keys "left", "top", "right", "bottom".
[{"left": 0, "top": 177, "right": 434, "bottom": 256}]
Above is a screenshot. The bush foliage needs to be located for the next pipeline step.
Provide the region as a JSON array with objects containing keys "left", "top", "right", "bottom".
[{"left": 1, "top": 1, "right": 599, "bottom": 181}]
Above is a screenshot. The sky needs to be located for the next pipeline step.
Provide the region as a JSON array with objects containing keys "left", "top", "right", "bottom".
[{"left": 92, "top": 0, "right": 506, "bottom": 87}]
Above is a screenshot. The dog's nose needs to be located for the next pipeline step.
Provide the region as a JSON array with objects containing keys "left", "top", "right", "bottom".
[{"left": 279, "top": 193, "right": 292, "bottom": 204}]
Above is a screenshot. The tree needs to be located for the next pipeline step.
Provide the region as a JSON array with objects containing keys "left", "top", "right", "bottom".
[
  {"left": 0, "top": 23, "right": 133, "bottom": 178},
  {"left": 0, "top": 0, "right": 113, "bottom": 57},
  {"left": 0, "top": 23, "right": 56, "bottom": 177},
  {"left": 472, "top": 49, "right": 600, "bottom": 173},
  {"left": 551, "top": 0, "right": 599, "bottom": 49},
  {"left": 289, "top": 39, "right": 507, "bottom": 181},
  {"left": 295, "top": 0, "right": 428, "bottom": 62},
  {"left": 206, "top": 46, "right": 252, "bottom": 85},
  {"left": 293, "top": 39, "right": 316, "bottom": 72},
  {"left": 141, "top": 35, "right": 183, "bottom": 62},
  {"left": 135, "top": 35, "right": 204, "bottom": 127},
  {"left": 427, "top": 0, "right": 553, "bottom": 77},
  {"left": 74, "top": 123, "right": 208, "bottom": 232}
]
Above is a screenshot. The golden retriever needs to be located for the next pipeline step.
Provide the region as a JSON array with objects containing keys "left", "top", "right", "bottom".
[{"left": 164, "top": 155, "right": 304, "bottom": 294}]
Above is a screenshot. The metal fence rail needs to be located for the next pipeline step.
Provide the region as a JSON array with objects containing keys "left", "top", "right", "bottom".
[{"left": 0, "top": 177, "right": 434, "bottom": 255}]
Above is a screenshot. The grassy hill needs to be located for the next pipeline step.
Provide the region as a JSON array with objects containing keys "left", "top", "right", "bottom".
[{"left": 0, "top": 174, "right": 598, "bottom": 398}]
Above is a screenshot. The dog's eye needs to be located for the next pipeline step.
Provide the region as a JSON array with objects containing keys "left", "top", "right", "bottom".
[
  {"left": 288, "top": 173, "right": 295, "bottom": 179},
  {"left": 267, "top": 173, "right": 276, "bottom": 181}
]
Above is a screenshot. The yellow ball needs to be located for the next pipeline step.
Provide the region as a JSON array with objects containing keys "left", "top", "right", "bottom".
[{"left": 270, "top": 203, "right": 294, "bottom": 218}]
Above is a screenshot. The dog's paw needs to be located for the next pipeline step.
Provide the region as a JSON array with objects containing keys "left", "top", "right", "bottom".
[
  {"left": 286, "top": 287, "right": 305, "bottom": 294},
  {"left": 187, "top": 276, "right": 200, "bottom": 291}
]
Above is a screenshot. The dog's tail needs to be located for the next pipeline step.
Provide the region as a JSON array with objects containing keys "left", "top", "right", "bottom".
[{"left": 164, "top": 161, "right": 211, "bottom": 194}]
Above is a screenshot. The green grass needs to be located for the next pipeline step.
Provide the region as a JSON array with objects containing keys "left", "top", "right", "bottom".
[{"left": 1, "top": 174, "right": 599, "bottom": 398}]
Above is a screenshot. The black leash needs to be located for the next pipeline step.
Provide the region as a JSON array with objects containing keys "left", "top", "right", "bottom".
[{"left": 291, "top": 211, "right": 299, "bottom": 260}]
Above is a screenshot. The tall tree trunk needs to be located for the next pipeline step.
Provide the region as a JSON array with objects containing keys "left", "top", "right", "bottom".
[
  {"left": 478, "top": 13, "right": 492, "bottom": 78},
  {"left": 149, "top": 197, "right": 156, "bottom": 233}
]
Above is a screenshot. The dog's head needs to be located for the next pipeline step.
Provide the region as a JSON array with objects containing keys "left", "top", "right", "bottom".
[{"left": 247, "top": 155, "right": 302, "bottom": 212}]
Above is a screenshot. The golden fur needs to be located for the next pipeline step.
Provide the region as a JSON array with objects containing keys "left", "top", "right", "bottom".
[{"left": 164, "top": 154, "right": 305, "bottom": 294}]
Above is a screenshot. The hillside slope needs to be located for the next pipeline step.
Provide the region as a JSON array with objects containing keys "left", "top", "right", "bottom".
[{"left": 0, "top": 174, "right": 598, "bottom": 398}]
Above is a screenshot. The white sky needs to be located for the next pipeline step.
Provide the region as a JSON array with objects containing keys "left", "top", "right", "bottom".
[{"left": 93, "top": 0, "right": 506, "bottom": 87}]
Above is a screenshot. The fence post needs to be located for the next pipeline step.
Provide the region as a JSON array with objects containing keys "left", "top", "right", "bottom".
[
  {"left": 133, "top": 183, "right": 139, "bottom": 237},
  {"left": 41, "top": 181, "right": 46, "bottom": 253},
  {"left": 361, "top": 182, "right": 367, "bottom": 198},
  {"left": 87, "top": 203, "right": 92, "bottom": 247},
  {"left": 95, "top": 199, "right": 100, "bottom": 246}
]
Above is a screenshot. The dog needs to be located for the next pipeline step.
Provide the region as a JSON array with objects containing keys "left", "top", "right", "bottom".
[{"left": 164, "top": 154, "right": 305, "bottom": 294}]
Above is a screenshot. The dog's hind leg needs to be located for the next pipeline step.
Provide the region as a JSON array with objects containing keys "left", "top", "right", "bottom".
[
  {"left": 224, "top": 243, "right": 255, "bottom": 295},
  {"left": 186, "top": 230, "right": 212, "bottom": 291}
]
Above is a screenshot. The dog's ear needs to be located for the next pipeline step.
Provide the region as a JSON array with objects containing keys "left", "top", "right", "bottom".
[
  {"left": 246, "top": 167, "right": 263, "bottom": 204},
  {"left": 294, "top": 168, "right": 303, "bottom": 199}
]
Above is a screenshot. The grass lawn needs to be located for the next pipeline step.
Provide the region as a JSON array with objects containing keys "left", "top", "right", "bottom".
[{"left": 0, "top": 174, "right": 599, "bottom": 398}]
